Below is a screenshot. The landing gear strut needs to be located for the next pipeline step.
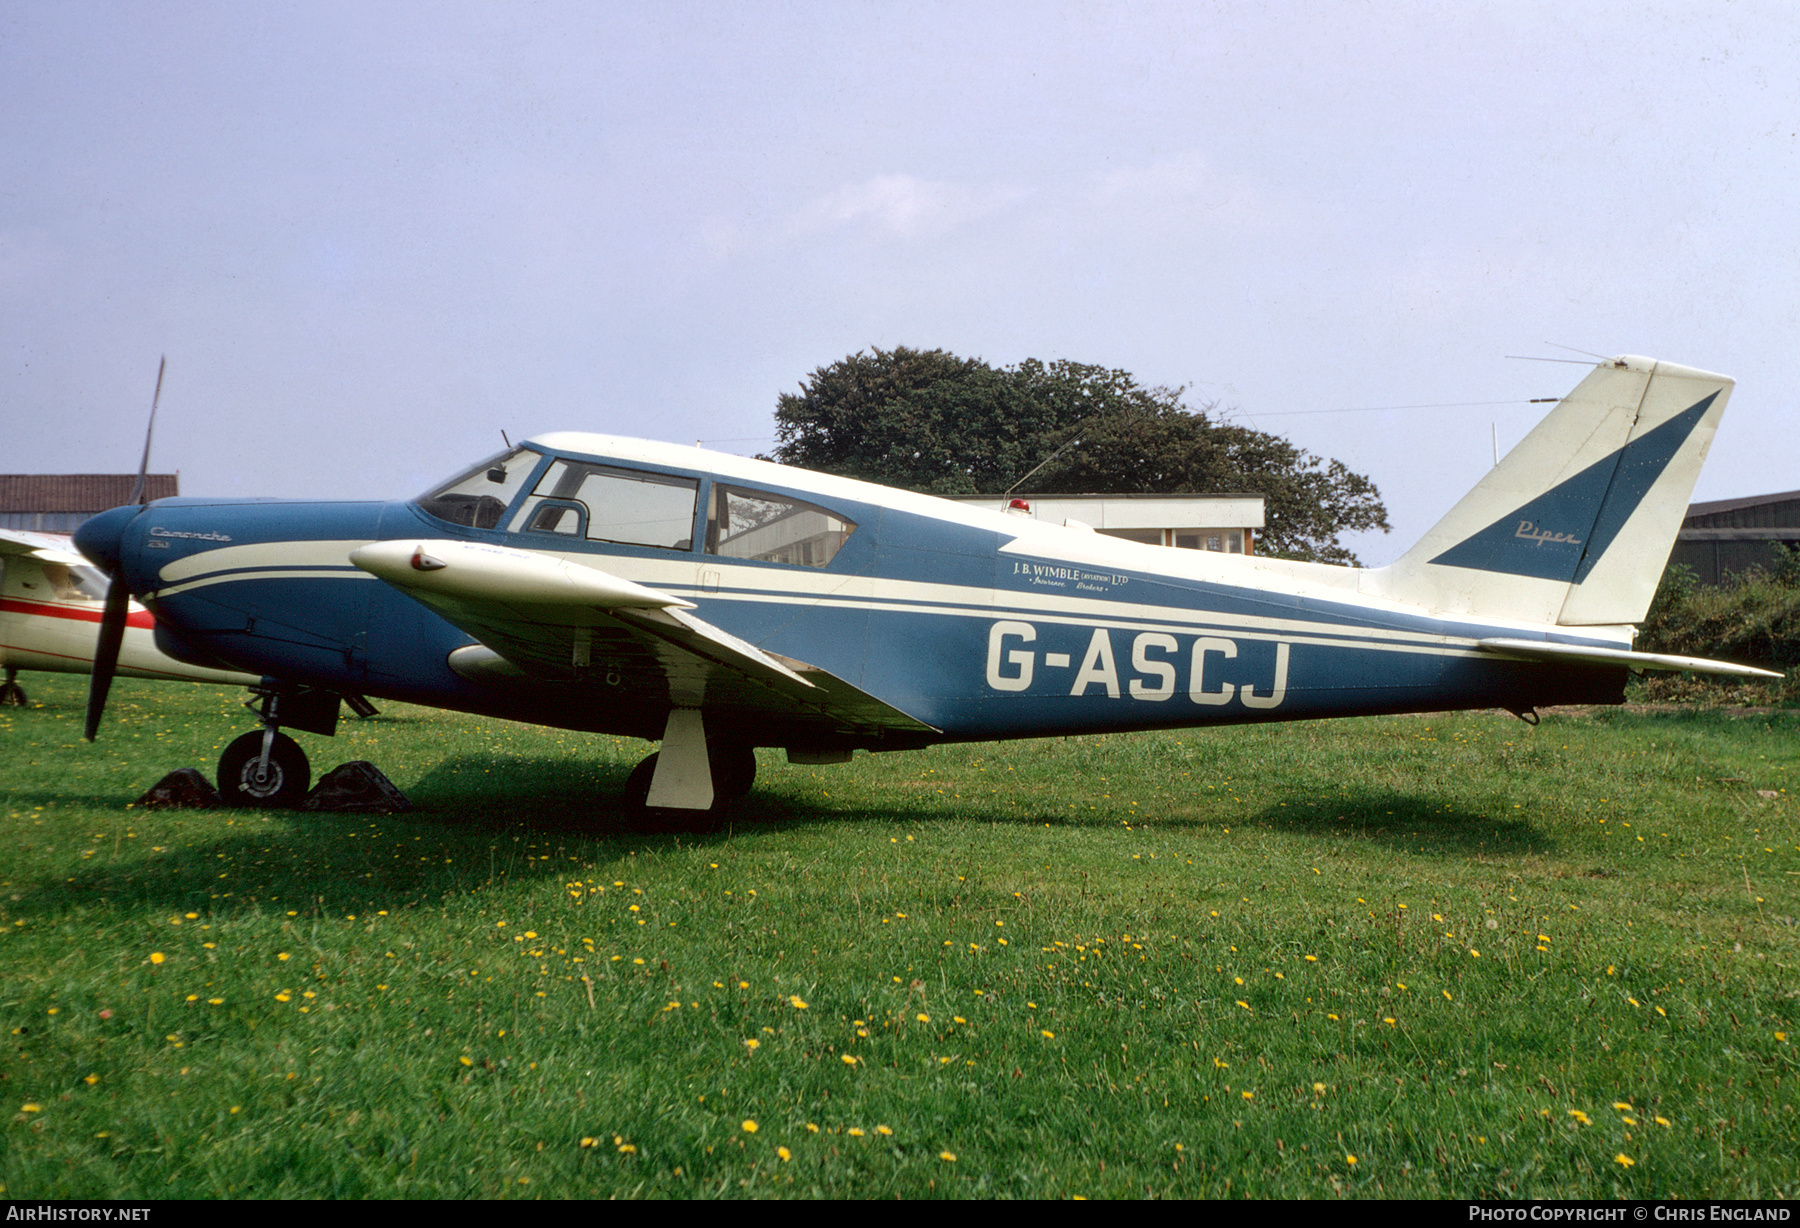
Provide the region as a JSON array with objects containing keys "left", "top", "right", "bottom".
[{"left": 215, "top": 683, "right": 341, "bottom": 807}]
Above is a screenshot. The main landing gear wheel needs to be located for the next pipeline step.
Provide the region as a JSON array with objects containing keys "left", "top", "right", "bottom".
[
  {"left": 619, "top": 744, "right": 755, "bottom": 833},
  {"left": 218, "top": 730, "right": 311, "bottom": 807},
  {"left": 0, "top": 669, "right": 25, "bottom": 707}
]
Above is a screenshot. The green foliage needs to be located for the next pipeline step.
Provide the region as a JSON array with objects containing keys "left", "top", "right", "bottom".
[
  {"left": 4, "top": 679, "right": 1798, "bottom": 1197},
  {"left": 1635, "top": 551, "right": 1800, "bottom": 704},
  {"left": 771, "top": 347, "right": 1391, "bottom": 565}
]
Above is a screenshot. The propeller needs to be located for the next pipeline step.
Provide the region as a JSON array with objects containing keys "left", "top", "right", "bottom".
[{"left": 83, "top": 356, "right": 164, "bottom": 742}]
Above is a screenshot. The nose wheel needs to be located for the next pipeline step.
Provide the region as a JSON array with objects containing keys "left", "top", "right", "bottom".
[{"left": 218, "top": 729, "right": 311, "bottom": 807}]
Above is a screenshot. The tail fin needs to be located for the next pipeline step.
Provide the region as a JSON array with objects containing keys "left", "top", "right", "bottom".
[{"left": 1364, "top": 355, "right": 1732, "bottom": 626}]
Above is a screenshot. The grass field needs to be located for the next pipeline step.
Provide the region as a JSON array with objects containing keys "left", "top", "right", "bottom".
[{"left": 3, "top": 675, "right": 1796, "bottom": 1199}]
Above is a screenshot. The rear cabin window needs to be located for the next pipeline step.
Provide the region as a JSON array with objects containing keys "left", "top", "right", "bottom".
[
  {"left": 705, "top": 485, "right": 855, "bottom": 568},
  {"left": 511, "top": 460, "right": 699, "bottom": 550}
]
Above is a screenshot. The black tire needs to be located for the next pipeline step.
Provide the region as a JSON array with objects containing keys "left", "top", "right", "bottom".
[
  {"left": 0, "top": 680, "right": 26, "bottom": 707},
  {"left": 218, "top": 730, "right": 311, "bottom": 807},
  {"left": 621, "top": 753, "right": 659, "bottom": 812},
  {"left": 711, "top": 742, "right": 756, "bottom": 800}
]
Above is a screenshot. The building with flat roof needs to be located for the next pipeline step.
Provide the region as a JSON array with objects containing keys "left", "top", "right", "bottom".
[{"left": 946, "top": 492, "right": 1264, "bottom": 554}]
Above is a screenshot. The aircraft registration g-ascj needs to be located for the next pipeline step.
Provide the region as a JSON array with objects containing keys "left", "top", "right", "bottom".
[
  {"left": 0, "top": 526, "right": 253, "bottom": 705},
  {"left": 75, "top": 355, "right": 1777, "bottom": 815}
]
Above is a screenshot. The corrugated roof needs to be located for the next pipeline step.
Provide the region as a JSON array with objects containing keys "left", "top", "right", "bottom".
[
  {"left": 0, "top": 474, "right": 180, "bottom": 513},
  {"left": 1685, "top": 489, "right": 1800, "bottom": 520}
]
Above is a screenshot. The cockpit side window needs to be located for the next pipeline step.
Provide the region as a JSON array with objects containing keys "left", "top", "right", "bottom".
[
  {"left": 510, "top": 461, "right": 699, "bottom": 550},
  {"left": 705, "top": 485, "right": 856, "bottom": 568},
  {"left": 415, "top": 448, "right": 538, "bottom": 530}
]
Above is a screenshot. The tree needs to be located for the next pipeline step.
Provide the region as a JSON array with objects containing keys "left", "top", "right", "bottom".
[{"left": 770, "top": 347, "right": 1390, "bottom": 564}]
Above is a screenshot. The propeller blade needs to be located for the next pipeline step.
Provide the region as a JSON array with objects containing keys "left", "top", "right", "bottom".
[
  {"left": 128, "top": 355, "right": 165, "bottom": 507},
  {"left": 84, "top": 569, "right": 131, "bottom": 741},
  {"left": 84, "top": 356, "right": 165, "bottom": 742}
]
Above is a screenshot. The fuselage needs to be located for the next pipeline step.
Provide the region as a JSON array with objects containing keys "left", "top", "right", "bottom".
[{"left": 80, "top": 434, "right": 1629, "bottom": 748}]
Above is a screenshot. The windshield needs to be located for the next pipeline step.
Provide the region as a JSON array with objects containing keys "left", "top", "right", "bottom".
[{"left": 414, "top": 447, "right": 538, "bottom": 529}]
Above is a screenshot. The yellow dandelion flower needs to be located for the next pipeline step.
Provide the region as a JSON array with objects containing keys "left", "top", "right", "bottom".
[
  {"left": 1041, "top": 1029, "right": 1056, "bottom": 1039},
  {"left": 916, "top": 1013, "right": 930, "bottom": 1023},
  {"left": 806, "top": 1123, "right": 820, "bottom": 1133},
  {"left": 83, "top": 1075, "right": 98, "bottom": 1086},
  {"left": 841, "top": 1054, "right": 858, "bottom": 1066},
  {"left": 939, "top": 1151, "right": 957, "bottom": 1162},
  {"left": 1568, "top": 1110, "right": 1590, "bottom": 1125},
  {"left": 1345, "top": 1154, "right": 1357, "bottom": 1165},
  {"left": 1236, "top": 1000, "right": 1250, "bottom": 1010},
  {"left": 149, "top": 952, "right": 165, "bottom": 965},
  {"left": 777, "top": 1146, "right": 791, "bottom": 1162},
  {"left": 744, "top": 1038, "right": 760, "bottom": 1050},
  {"left": 1304, "top": 954, "right": 1317, "bottom": 962},
  {"left": 459, "top": 1056, "right": 472, "bottom": 1067},
  {"left": 1241, "top": 1091, "right": 1253, "bottom": 1101},
  {"left": 789, "top": 995, "right": 808, "bottom": 1009},
  {"left": 1776, "top": 1032, "right": 1788, "bottom": 1042},
  {"left": 741, "top": 1120, "right": 758, "bottom": 1133},
  {"left": 21, "top": 1103, "right": 43, "bottom": 1113},
  {"left": 876, "top": 1124, "right": 893, "bottom": 1136},
  {"left": 277, "top": 952, "right": 289, "bottom": 961},
  {"left": 1614, "top": 1153, "right": 1634, "bottom": 1168},
  {"left": 1613, "top": 1102, "right": 1633, "bottom": 1112},
  {"left": 1655, "top": 1117, "right": 1672, "bottom": 1128},
  {"left": 274, "top": 992, "right": 291, "bottom": 1003},
  {"left": 1313, "top": 1082, "right": 1326, "bottom": 1094},
  {"left": 580, "top": 1137, "right": 597, "bottom": 1148},
  {"left": 848, "top": 1127, "right": 864, "bottom": 1137}
]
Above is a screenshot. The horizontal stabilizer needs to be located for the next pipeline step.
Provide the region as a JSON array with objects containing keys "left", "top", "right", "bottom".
[{"left": 1477, "top": 638, "right": 1782, "bottom": 679}]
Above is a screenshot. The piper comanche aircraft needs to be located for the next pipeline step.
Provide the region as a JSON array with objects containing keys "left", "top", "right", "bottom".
[
  {"left": 74, "top": 354, "right": 1777, "bottom": 816},
  {"left": 0, "top": 526, "right": 254, "bottom": 705}
]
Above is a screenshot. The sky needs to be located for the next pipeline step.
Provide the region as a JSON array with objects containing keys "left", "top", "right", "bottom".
[{"left": 4, "top": 1, "right": 1796, "bottom": 565}]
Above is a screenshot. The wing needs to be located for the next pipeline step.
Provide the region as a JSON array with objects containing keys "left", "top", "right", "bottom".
[
  {"left": 0, "top": 527, "right": 89, "bottom": 566},
  {"left": 349, "top": 539, "right": 937, "bottom": 745}
]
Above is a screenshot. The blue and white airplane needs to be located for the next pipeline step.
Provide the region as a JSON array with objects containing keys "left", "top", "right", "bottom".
[{"left": 74, "top": 354, "right": 1777, "bottom": 814}]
